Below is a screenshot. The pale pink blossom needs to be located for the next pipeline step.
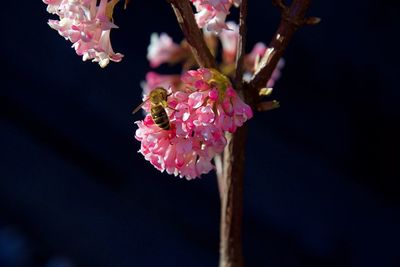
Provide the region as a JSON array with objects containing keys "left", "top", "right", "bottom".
[
  {"left": 219, "top": 21, "right": 239, "bottom": 64},
  {"left": 43, "top": 0, "right": 63, "bottom": 14},
  {"left": 190, "top": 0, "right": 241, "bottom": 34},
  {"left": 147, "top": 33, "right": 185, "bottom": 68},
  {"left": 245, "top": 42, "right": 267, "bottom": 70},
  {"left": 135, "top": 68, "right": 252, "bottom": 179},
  {"left": 43, "top": 0, "right": 123, "bottom": 67}
]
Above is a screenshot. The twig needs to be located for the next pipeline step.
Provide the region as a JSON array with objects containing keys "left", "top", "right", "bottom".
[
  {"left": 168, "top": 0, "right": 217, "bottom": 68},
  {"left": 272, "top": 0, "right": 286, "bottom": 12},
  {"left": 248, "top": 0, "right": 317, "bottom": 95},
  {"left": 234, "top": 0, "right": 248, "bottom": 87}
]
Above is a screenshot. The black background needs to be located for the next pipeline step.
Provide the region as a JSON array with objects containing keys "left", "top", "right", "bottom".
[{"left": 1, "top": 0, "right": 399, "bottom": 266}]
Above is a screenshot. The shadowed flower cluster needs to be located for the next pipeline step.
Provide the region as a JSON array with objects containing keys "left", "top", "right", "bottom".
[
  {"left": 135, "top": 68, "right": 253, "bottom": 179},
  {"left": 218, "top": 21, "right": 285, "bottom": 88},
  {"left": 147, "top": 21, "right": 284, "bottom": 89},
  {"left": 43, "top": 0, "right": 123, "bottom": 67}
]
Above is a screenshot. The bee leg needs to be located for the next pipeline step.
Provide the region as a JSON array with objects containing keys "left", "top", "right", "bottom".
[{"left": 166, "top": 106, "right": 179, "bottom": 112}]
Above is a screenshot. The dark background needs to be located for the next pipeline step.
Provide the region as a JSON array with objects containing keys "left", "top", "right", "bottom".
[{"left": 1, "top": 0, "right": 399, "bottom": 266}]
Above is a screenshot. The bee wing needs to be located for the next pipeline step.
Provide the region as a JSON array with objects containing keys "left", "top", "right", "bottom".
[{"left": 132, "top": 98, "right": 150, "bottom": 114}]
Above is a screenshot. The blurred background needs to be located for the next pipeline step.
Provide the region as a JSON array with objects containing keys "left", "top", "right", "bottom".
[{"left": 1, "top": 0, "right": 399, "bottom": 266}]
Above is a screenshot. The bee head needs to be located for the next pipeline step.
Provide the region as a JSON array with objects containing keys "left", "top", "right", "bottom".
[{"left": 149, "top": 87, "right": 169, "bottom": 104}]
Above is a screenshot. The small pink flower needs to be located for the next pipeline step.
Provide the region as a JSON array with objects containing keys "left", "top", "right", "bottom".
[
  {"left": 135, "top": 68, "right": 253, "bottom": 179},
  {"left": 43, "top": 0, "right": 123, "bottom": 67},
  {"left": 147, "top": 33, "right": 185, "bottom": 68},
  {"left": 219, "top": 21, "right": 239, "bottom": 64},
  {"left": 190, "top": 0, "right": 240, "bottom": 34},
  {"left": 245, "top": 42, "right": 267, "bottom": 71},
  {"left": 43, "top": 0, "right": 63, "bottom": 14}
]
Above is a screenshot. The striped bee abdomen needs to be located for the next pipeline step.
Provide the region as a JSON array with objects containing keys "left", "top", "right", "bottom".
[{"left": 151, "top": 105, "right": 170, "bottom": 130}]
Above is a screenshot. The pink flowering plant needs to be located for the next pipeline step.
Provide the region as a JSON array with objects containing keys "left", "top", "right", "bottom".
[{"left": 43, "top": 0, "right": 319, "bottom": 266}]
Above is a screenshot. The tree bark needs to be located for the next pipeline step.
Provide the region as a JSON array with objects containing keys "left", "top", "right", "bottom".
[{"left": 219, "top": 128, "right": 247, "bottom": 267}]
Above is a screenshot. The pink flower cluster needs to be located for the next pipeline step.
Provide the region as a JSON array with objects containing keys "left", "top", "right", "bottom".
[
  {"left": 43, "top": 0, "right": 123, "bottom": 67},
  {"left": 190, "top": 0, "right": 241, "bottom": 33},
  {"left": 135, "top": 68, "right": 253, "bottom": 179}
]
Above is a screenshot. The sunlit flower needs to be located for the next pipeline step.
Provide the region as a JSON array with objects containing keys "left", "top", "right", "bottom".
[
  {"left": 135, "top": 68, "right": 252, "bottom": 179},
  {"left": 190, "top": 0, "right": 241, "bottom": 34},
  {"left": 43, "top": 0, "right": 123, "bottom": 67}
]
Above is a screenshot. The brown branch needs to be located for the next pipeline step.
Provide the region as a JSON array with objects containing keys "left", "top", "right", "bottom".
[
  {"left": 234, "top": 0, "right": 248, "bottom": 87},
  {"left": 220, "top": 128, "right": 247, "bottom": 267},
  {"left": 219, "top": 1, "right": 248, "bottom": 266},
  {"left": 168, "top": 0, "right": 217, "bottom": 68},
  {"left": 248, "top": 0, "right": 317, "bottom": 94}
]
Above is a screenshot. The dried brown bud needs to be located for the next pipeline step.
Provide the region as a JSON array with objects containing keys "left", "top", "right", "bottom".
[
  {"left": 257, "top": 100, "right": 281, "bottom": 112},
  {"left": 304, "top": 17, "right": 321, "bottom": 26}
]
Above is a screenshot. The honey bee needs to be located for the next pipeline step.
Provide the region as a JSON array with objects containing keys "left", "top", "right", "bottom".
[{"left": 132, "top": 87, "right": 171, "bottom": 130}]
